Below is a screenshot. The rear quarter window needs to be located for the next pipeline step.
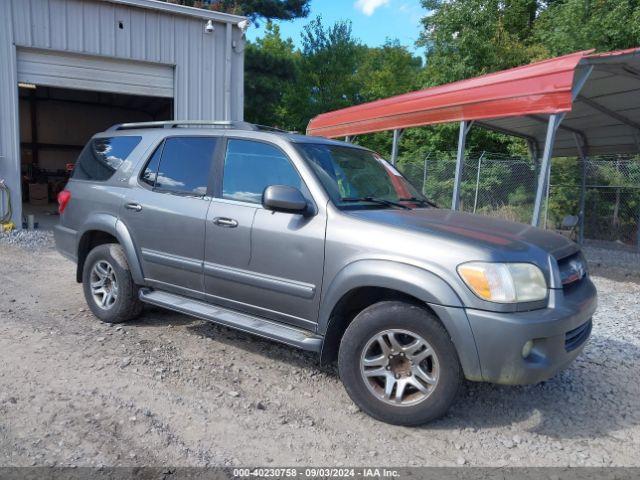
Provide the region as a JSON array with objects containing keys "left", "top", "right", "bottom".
[{"left": 73, "top": 136, "right": 142, "bottom": 181}]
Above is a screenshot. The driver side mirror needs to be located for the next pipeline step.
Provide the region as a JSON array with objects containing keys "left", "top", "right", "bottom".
[{"left": 262, "top": 185, "right": 310, "bottom": 215}]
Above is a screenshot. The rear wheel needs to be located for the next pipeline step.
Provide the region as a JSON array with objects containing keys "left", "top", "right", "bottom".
[
  {"left": 338, "top": 301, "right": 461, "bottom": 426},
  {"left": 82, "top": 243, "right": 143, "bottom": 323}
]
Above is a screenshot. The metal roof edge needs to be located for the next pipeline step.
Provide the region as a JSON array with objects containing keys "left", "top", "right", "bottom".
[
  {"left": 309, "top": 50, "right": 593, "bottom": 122},
  {"left": 309, "top": 47, "right": 640, "bottom": 137},
  {"left": 102, "top": 0, "right": 247, "bottom": 24},
  {"left": 307, "top": 103, "right": 574, "bottom": 139},
  {"left": 583, "top": 47, "right": 640, "bottom": 65}
]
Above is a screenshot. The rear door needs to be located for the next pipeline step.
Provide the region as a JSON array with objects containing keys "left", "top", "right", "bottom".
[
  {"left": 203, "top": 138, "right": 326, "bottom": 330},
  {"left": 122, "top": 136, "right": 219, "bottom": 299}
]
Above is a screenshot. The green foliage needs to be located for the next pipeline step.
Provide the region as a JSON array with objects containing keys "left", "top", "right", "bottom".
[
  {"left": 546, "top": 157, "right": 581, "bottom": 226},
  {"left": 534, "top": 0, "right": 640, "bottom": 55},
  {"left": 245, "top": 23, "right": 298, "bottom": 127},
  {"left": 393, "top": 0, "right": 551, "bottom": 164},
  {"left": 244, "top": 17, "right": 424, "bottom": 136},
  {"left": 356, "top": 40, "right": 423, "bottom": 100},
  {"left": 352, "top": 41, "right": 423, "bottom": 154},
  {"left": 285, "top": 17, "right": 363, "bottom": 129},
  {"left": 418, "top": 0, "right": 547, "bottom": 85}
]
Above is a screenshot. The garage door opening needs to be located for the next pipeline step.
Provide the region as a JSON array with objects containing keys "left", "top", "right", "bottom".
[{"left": 18, "top": 85, "right": 173, "bottom": 229}]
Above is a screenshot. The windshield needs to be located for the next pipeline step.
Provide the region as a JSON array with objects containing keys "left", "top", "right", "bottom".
[{"left": 296, "top": 143, "right": 431, "bottom": 210}]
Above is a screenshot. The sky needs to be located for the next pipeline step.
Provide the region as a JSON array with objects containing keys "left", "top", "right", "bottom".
[{"left": 246, "top": 0, "right": 426, "bottom": 52}]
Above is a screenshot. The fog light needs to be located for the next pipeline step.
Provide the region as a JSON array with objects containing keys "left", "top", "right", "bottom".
[{"left": 522, "top": 340, "right": 534, "bottom": 358}]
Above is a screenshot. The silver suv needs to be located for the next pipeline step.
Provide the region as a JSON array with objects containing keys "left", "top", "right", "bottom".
[{"left": 54, "top": 121, "right": 597, "bottom": 426}]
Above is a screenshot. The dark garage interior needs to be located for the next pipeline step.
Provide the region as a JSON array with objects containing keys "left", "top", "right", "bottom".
[{"left": 18, "top": 85, "right": 172, "bottom": 228}]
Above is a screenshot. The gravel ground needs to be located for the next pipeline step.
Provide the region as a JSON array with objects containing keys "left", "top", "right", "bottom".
[
  {"left": 0, "top": 229, "right": 54, "bottom": 250},
  {"left": 1, "top": 232, "right": 639, "bottom": 467},
  {"left": 583, "top": 246, "right": 640, "bottom": 281}
]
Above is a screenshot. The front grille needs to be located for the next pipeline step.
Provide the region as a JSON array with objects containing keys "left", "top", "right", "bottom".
[
  {"left": 558, "top": 252, "right": 588, "bottom": 288},
  {"left": 565, "top": 319, "right": 592, "bottom": 352}
]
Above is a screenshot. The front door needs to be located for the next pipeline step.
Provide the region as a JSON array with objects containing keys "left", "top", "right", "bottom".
[
  {"left": 122, "top": 136, "right": 218, "bottom": 298},
  {"left": 204, "top": 138, "right": 326, "bottom": 330}
]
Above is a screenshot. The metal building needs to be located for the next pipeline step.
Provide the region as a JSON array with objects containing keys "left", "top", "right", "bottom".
[{"left": 0, "top": 0, "right": 246, "bottom": 228}]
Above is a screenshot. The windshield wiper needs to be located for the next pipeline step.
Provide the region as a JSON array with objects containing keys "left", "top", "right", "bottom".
[
  {"left": 397, "top": 197, "right": 438, "bottom": 208},
  {"left": 340, "top": 197, "right": 412, "bottom": 210}
]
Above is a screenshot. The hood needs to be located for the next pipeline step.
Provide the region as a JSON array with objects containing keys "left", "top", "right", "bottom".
[{"left": 347, "top": 208, "right": 578, "bottom": 260}]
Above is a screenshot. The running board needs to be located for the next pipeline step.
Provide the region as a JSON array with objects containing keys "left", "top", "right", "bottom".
[{"left": 139, "top": 289, "right": 323, "bottom": 352}]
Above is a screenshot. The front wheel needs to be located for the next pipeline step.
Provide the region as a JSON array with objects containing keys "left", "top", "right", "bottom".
[
  {"left": 82, "top": 243, "right": 143, "bottom": 323},
  {"left": 338, "top": 301, "right": 461, "bottom": 426}
]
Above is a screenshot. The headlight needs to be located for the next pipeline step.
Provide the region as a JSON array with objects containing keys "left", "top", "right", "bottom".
[{"left": 457, "top": 262, "right": 547, "bottom": 303}]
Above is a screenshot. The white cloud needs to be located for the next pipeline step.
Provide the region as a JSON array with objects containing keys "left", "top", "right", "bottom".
[{"left": 354, "top": 0, "right": 390, "bottom": 16}]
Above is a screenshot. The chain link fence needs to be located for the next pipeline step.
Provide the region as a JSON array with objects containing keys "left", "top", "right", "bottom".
[
  {"left": 545, "top": 155, "right": 640, "bottom": 249},
  {"left": 396, "top": 152, "right": 640, "bottom": 251}
]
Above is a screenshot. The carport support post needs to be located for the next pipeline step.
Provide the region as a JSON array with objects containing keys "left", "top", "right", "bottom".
[
  {"left": 452, "top": 121, "right": 473, "bottom": 211},
  {"left": 390, "top": 129, "right": 404, "bottom": 166},
  {"left": 422, "top": 152, "right": 431, "bottom": 195},
  {"left": 574, "top": 133, "right": 588, "bottom": 245},
  {"left": 527, "top": 140, "right": 539, "bottom": 166},
  {"left": 532, "top": 114, "right": 565, "bottom": 227},
  {"left": 473, "top": 151, "right": 485, "bottom": 213}
]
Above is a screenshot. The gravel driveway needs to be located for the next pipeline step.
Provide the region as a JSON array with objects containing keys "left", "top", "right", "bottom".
[{"left": 1, "top": 233, "right": 639, "bottom": 467}]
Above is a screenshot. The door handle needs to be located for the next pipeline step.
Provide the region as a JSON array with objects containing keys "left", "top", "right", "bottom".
[
  {"left": 125, "top": 203, "right": 143, "bottom": 212},
  {"left": 213, "top": 217, "right": 238, "bottom": 228}
]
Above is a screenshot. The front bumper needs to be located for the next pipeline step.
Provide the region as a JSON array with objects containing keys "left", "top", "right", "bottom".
[{"left": 464, "top": 277, "right": 597, "bottom": 385}]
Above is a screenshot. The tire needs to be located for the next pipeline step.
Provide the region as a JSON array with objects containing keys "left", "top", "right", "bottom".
[
  {"left": 338, "top": 301, "right": 461, "bottom": 426},
  {"left": 82, "top": 243, "right": 143, "bottom": 324}
]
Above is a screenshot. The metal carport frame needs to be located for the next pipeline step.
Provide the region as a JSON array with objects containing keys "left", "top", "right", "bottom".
[{"left": 307, "top": 47, "right": 640, "bottom": 234}]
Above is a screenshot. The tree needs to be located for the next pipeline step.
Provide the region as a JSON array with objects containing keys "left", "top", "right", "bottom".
[
  {"left": 398, "top": 0, "right": 548, "bottom": 166},
  {"left": 244, "top": 22, "right": 298, "bottom": 127},
  {"left": 163, "top": 0, "right": 310, "bottom": 23},
  {"left": 418, "top": 0, "right": 547, "bottom": 86},
  {"left": 534, "top": 0, "right": 640, "bottom": 55},
  {"left": 248, "top": 16, "right": 417, "bottom": 133},
  {"left": 284, "top": 16, "right": 363, "bottom": 131},
  {"left": 353, "top": 41, "right": 423, "bottom": 154},
  {"left": 356, "top": 40, "right": 423, "bottom": 101}
]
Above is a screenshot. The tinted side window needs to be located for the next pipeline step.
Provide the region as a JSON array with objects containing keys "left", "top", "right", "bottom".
[
  {"left": 154, "top": 137, "right": 217, "bottom": 195},
  {"left": 223, "top": 140, "right": 302, "bottom": 204},
  {"left": 73, "top": 136, "right": 141, "bottom": 181}
]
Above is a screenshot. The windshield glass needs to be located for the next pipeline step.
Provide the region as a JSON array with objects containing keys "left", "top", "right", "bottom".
[{"left": 296, "top": 143, "right": 431, "bottom": 209}]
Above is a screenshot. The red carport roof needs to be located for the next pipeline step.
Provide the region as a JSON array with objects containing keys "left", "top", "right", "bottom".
[{"left": 306, "top": 47, "right": 640, "bottom": 156}]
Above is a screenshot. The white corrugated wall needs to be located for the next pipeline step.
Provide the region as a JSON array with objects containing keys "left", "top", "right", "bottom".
[{"left": 0, "top": 0, "right": 245, "bottom": 227}]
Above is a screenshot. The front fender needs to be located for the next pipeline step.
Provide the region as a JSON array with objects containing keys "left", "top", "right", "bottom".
[
  {"left": 76, "top": 214, "right": 144, "bottom": 285},
  {"left": 318, "top": 260, "right": 483, "bottom": 380},
  {"left": 318, "top": 259, "right": 463, "bottom": 334}
]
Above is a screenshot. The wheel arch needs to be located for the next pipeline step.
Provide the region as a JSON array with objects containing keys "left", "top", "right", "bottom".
[
  {"left": 76, "top": 215, "right": 144, "bottom": 285},
  {"left": 317, "top": 260, "right": 482, "bottom": 380},
  {"left": 318, "top": 260, "right": 463, "bottom": 335}
]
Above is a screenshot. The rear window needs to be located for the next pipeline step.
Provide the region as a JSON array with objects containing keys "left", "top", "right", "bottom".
[
  {"left": 139, "top": 137, "right": 218, "bottom": 196},
  {"left": 73, "top": 136, "right": 141, "bottom": 181}
]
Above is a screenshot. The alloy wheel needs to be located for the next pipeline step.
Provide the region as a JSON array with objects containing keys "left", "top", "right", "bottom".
[
  {"left": 90, "top": 260, "right": 119, "bottom": 310},
  {"left": 359, "top": 329, "right": 439, "bottom": 406}
]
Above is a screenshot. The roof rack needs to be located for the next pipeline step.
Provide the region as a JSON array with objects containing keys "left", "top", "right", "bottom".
[{"left": 107, "top": 120, "right": 293, "bottom": 133}]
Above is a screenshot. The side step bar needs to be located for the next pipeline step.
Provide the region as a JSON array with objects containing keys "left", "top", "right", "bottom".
[{"left": 139, "top": 289, "right": 323, "bottom": 352}]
